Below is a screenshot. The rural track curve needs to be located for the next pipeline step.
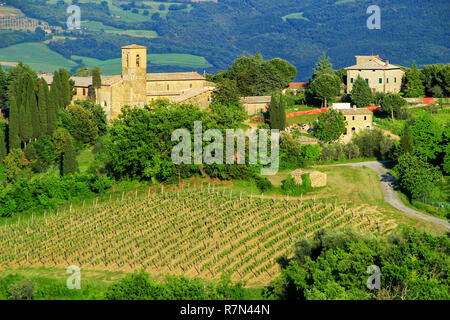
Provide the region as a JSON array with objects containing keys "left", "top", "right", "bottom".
[{"left": 332, "top": 161, "right": 450, "bottom": 231}]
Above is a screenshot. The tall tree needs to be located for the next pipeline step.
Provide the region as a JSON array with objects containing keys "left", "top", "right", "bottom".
[
  {"left": 0, "top": 65, "right": 8, "bottom": 111},
  {"left": 21, "top": 74, "right": 34, "bottom": 144},
  {"left": 8, "top": 96, "right": 20, "bottom": 150},
  {"left": 26, "top": 75, "right": 40, "bottom": 140},
  {"left": 410, "top": 111, "right": 443, "bottom": 162},
  {"left": 92, "top": 66, "right": 102, "bottom": 89},
  {"left": 0, "top": 121, "right": 7, "bottom": 162},
  {"left": 213, "top": 78, "right": 240, "bottom": 105},
  {"left": 37, "top": 79, "right": 49, "bottom": 135},
  {"left": 309, "top": 73, "right": 340, "bottom": 107},
  {"left": 269, "top": 93, "right": 286, "bottom": 130},
  {"left": 61, "top": 136, "right": 77, "bottom": 176},
  {"left": 398, "top": 123, "right": 413, "bottom": 156},
  {"left": 59, "top": 69, "right": 72, "bottom": 107},
  {"left": 313, "top": 52, "right": 333, "bottom": 79},
  {"left": 350, "top": 75, "right": 373, "bottom": 108},
  {"left": 47, "top": 86, "right": 58, "bottom": 135},
  {"left": 51, "top": 71, "right": 63, "bottom": 110},
  {"left": 404, "top": 62, "right": 425, "bottom": 97}
]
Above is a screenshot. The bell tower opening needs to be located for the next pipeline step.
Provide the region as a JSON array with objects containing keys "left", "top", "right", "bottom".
[{"left": 121, "top": 44, "right": 147, "bottom": 79}]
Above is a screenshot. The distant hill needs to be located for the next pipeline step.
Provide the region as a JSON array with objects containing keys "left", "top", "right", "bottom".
[{"left": 2, "top": 0, "right": 449, "bottom": 80}]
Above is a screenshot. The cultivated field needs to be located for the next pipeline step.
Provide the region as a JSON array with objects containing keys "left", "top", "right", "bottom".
[{"left": 0, "top": 184, "right": 396, "bottom": 286}]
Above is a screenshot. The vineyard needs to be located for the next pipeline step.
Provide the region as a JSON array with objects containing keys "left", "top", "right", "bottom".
[{"left": 0, "top": 184, "right": 397, "bottom": 285}]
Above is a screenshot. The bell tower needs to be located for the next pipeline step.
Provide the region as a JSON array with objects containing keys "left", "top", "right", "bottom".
[{"left": 121, "top": 44, "right": 147, "bottom": 108}]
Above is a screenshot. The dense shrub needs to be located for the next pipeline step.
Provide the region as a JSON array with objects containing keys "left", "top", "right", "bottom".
[
  {"left": 254, "top": 175, "right": 273, "bottom": 192},
  {"left": 281, "top": 174, "right": 312, "bottom": 196},
  {"left": 0, "top": 174, "right": 112, "bottom": 217}
]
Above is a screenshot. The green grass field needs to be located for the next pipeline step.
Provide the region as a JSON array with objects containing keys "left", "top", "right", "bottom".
[
  {"left": 82, "top": 20, "right": 158, "bottom": 38},
  {"left": 282, "top": 12, "right": 309, "bottom": 22},
  {"left": 0, "top": 42, "right": 77, "bottom": 72}
]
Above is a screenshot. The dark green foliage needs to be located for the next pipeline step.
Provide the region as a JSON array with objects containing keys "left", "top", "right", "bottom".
[
  {"left": 279, "top": 135, "right": 307, "bottom": 169},
  {"left": 92, "top": 66, "right": 102, "bottom": 89},
  {"left": 398, "top": 123, "right": 413, "bottom": 156},
  {"left": 395, "top": 153, "right": 442, "bottom": 201},
  {"left": 8, "top": 279, "right": 35, "bottom": 300},
  {"left": 209, "top": 102, "right": 246, "bottom": 130},
  {"left": 254, "top": 175, "right": 273, "bottom": 192},
  {"left": 351, "top": 75, "right": 373, "bottom": 108},
  {"left": 381, "top": 93, "right": 407, "bottom": 122},
  {"left": 66, "top": 104, "right": 99, "bottom": 145},
  {"left": 8, "top": 96, "right": 20, "bottom": 150},
  {"left": 47, "top": 88, "right": 59, "bottom": 135},
  {"left": 315, "top": 109, "right": 346, "bottom": 143},
  {"left": 213, "top": 78, "right": 240, "bottom": 106},
  {"left": 37, "top": 79, "right": 49, "bottom": 135},
  {"left": 75, "top": 99, "right": 108, "bottom": 136},
  {"left": 352, "top": 128, "right": 396, "bottom": 159},
  {"left": 0, "top": 65, "right": 8, "bottom": 110},
  {"left": 62, "top": 136, "right": 78, "bottom": 176},
  {"left": 0, "top": 122, "right": 7, "bottom": 162},
  {"left": 308, "top": 73, "right": 340, "bottom": 107},
  {"left": 281, "top": 174, "right": 313, "bottom": 196},
  {"left": 269, "top": 93, "right": 286, "bottom": 130},
  {"left": 27, "top": 136, "right": 55, "bottom": 173},
  {"left": 105, "top": 270, "right": 247, "bottom": 300},
  {"left": 273, "top": 228, "right": 450, "bottom": 300},
  {"left": 443, "top": 144, "right": 450, "bottom": 175},
  {"left": 3, "top": 148, "right": 30, "bottom": 183},
  {"left": 0, "top": 173, "right": 112, "bottom": 217},
  {"left": 312, "top": 52, "right": 333, "bottom": 79},
  {"left": 404, "top": 62, "right": 425, "bottom": 97}
]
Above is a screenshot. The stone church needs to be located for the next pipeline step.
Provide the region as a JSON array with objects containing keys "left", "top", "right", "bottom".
[{"left": 39, "top": 44, "right": 215, "bottom": 119}]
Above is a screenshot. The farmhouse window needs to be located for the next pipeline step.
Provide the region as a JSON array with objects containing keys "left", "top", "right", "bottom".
[
  {"left": 394, "top": 77, "right": 397, "bottom": 83},
  {"left": 352, "top": 116, "right": 355, "bottom": 120},
  {"left": 352, "top": 127, "right": 356, "bottom": 133},
  {"left": 167, "top": 85, "right": 170, "bottom": 91},
  {"left": 365, "top": 79, "right": 369, "bottom": 84},
  {"left": 379, "top": 78, "right": 382, "bottom": 84},
  {"left": 83, "top": 88, "right": 86, "bottom": 95},
  {"left": 350, "top": 78, "right": 354, "bottom": 83},
  {"left": 364, "top": 116, "right": 367, "bottom": 120},
  {"left": 136, "top": 54, "right": 140, "bottom": 67},
  {"left": 386, "top": 78, "right": 389, "bottom": 83}
]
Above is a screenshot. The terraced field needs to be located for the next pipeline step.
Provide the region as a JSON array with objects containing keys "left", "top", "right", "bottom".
[{"left": 0, "top": 184, "right": 396, "bottom": 285}]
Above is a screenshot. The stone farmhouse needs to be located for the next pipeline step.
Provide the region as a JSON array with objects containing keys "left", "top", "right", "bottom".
[
  {"left": 345, "top": 55, "right": 405, "bottom": 94},
  {"left": 338, "top": 106, "right": 373, "bottom": 143},
  {"left": 39, "top": 45, "right": 215, "bottom": 120},
  {"left": 240, "top": 96, "right": 272, "bottom": 116}
]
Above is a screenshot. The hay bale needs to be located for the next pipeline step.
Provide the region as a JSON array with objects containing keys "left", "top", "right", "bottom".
[{"left": 290, "top": 169, "right": 327, "bottom": 188}]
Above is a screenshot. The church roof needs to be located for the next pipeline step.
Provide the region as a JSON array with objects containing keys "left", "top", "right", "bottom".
[{"left": 146, "top": 72, "right": 205, "bottom": 81}]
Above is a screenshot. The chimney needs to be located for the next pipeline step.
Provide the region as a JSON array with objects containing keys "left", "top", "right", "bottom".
[
  {"left": 385, "top": 60, "right": 389, "bottom": 67},
  {"left": 352, "top": 105, "right": 357, "bottom": 110}
]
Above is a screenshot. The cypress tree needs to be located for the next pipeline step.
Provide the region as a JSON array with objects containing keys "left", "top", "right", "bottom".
[
  {"left": 62, "top": 137, "right": 77, "bottom": 176},
  {"left": 21, "top": 74, "right": 33, "bottom": 144},
  {"left": 51, "top": 71, "right": 63, "bottom": 110},
  {"left": 92, "top": 66, "right": 102, "bottom": 89},
  {"left": 269, "top": 94, "right": 279, "bottom": 130},
  {"left": 37, "top": 80, "right": 49, "bottom": 136},
  {"left": 47, "top": 88, "right": 58, "bottom": 135},
  {"left": 0, "top": 121, "right": 7, "bottom": 162},
  {"left": 27, "top": 76, "right": 40, "bottom": 139},
  {"left": 59, "top": 69, "right": 72, "bottom": 107},
  {"left": 399, "top": 123, "right": 413, "bottom": 156},
  {"left": 8, "top": 96, "right": 21, "bottom": 150},
  {"left": 0, "top": 65, "right": 8, "bottom": 110}
]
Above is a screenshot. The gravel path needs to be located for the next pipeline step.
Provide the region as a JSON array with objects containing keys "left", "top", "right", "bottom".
[{"left": 333, "top": 161, "right": 450, "bottom": 230}]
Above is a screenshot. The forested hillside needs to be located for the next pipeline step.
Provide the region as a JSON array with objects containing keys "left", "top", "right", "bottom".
[{"left": 2, "top": 0, "right": 449, "bottom": 79}]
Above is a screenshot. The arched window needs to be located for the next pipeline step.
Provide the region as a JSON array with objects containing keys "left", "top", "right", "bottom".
[
  {"left": 167, "top": 84, "right": 170, "bottom": 91},
  {"left": 136, "top": 54, "right": 140, "bottom": 67},
  {"left": 126, "top": 54, "right": 129, "bottom": 67},
  {"left": 351, "top": 127, "right": 356, "bottom": 133}
]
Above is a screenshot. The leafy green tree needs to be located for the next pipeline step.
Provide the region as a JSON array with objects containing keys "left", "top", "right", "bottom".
[
  {"left": 350, "top": 75, "right": 373, "bottom": 108},
  {"left": 315, "top": 109, "right": 346, "bottom": 143},
  {"left": 404, "top": 62, "right": 425, "bottom": 97},
  {"left": 92, "top": 66, "right": 102, "bottom": 89},
  {"left": 410, "top": 111, "right": 443, "bottom": 162},
  {"left": 0, "top": 65, "right": 8, "bottom": 110},
  {"left": 443, "top": 144, "right": 450, "bottom": 175},
  {"left": 74, "top": 66, "right": 92, "bottom": 77},
  {"left": 309, "top": 73, "right": 340, "bottom": 107},
  {"left": 209, "top": 101, "right": 246, "bottom": 130},
  {"left": 74, "top": 99, "right": 107, "bottom": 136},
  {"left": 395, "top": 153, "right": 442, "bottom": 201},
  {"left": 51, "top": 70, "right": 63, "bottom": 110},
  {"left": 269, "top": 93, "right": 286, "bottom": 130},
  {"left": 380, "top": 93, "right": 407, "bottom": 122},
  {"left": 52, "top": 127, "right": 73, "bottom": 159},
  {"left": 59, "top": 69, "right": 73, "bottom": 107},
  {"left": 213, "top": 78, "right": 240, "bottom": 105},
  {"left": 66, "top": 104, "right": 99, "bottom": 145},
  {"left": 61, "top": 136, "right": 77, "bottom": 176},
  {"left": 313, "top": 52, "right": 333, "bottom": 79},
  {"left": 4, "top": 148, "right": 28, "bottom": 182}
]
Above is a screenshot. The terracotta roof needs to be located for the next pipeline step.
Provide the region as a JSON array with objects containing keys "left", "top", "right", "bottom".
[
  {"left": 146, "top": 72, "right": 205, "bottom": 81},
  {"left": 345, "top": 59, "right": 401, "bottom": 70},
  {"left": 38, "top": 73, "right": 122, "bottom": 87},
  {"left": 172, "top": 88, "right": 212, "bottom": 103},
  {"left": 121, "top": 44, "right": 146, "bottom": 49},
  {"left": 288, "top": 82, "right": 308, "bottom": 89},
  {"left": 240, "top": 96, "right": 272, "bottom": 104},
  {"left": 339, "top": 108, "right": 373, "bottom": 115},
  {"left": 101, "top": 75, "right": 122, "bottom": 86}
]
